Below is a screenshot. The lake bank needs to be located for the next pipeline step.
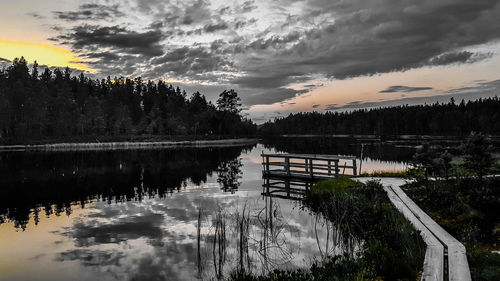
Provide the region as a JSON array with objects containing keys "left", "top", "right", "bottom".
[
  {"left": 0, "top": 138, "right": 258, "bottom": 152},
  {"left": 275, "top": 134, "right": 500, "bottom": 142}
]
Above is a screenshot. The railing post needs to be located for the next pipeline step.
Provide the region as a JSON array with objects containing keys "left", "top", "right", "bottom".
[
  {"left": 266, "top": 156, "right": 270, "bottom": 173},
  {"left": 353, "top": 159, "right": 357, "bottom": 176},
  {"left": 285, "top": 180, "right": 290, "bottom": 198},
  {"left": 309, "top": 159, "right": 313, "bottom": 178},
  {"left": 334, "top": 160, "right": 339, "bottom": 177},
  {"left": 305, "top": 159, "right": 308, "bottom": 173},
  {"left": 285, "top": 157, "right": 290, "bottom": 176},
  {"left": 328, "top": 160, "right": 332, "bottom": 176}
]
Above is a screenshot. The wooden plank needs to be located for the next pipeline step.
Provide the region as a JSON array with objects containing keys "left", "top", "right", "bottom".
[
  {"left": 390, "top": 185, "right": 471, "bottom": 281},
  {"left": 384, "top": 186, "right": 444, "bottom": 281},
  {"left": 260, "top": 153, "right": 356, "bottom": 161}
]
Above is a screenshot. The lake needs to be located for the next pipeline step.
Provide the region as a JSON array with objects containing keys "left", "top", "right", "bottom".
[{"left": 0, "top": 138, "right": 415, "bottom": 281}]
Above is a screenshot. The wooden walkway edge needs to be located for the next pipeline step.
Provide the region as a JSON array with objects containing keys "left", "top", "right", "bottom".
[{"left": 357, "top": 178, "right": 472, "bottom": 281}]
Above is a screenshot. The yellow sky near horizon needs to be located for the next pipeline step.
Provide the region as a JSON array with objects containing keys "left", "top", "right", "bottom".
[{"left": 0, "top": 40, "right": 92, "bottom": 72}]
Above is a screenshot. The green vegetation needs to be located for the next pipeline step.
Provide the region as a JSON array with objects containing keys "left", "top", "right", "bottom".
[
  {"left": 404, "top": 132, "right": 500, "bottom": 280},
  {"left": 229, "top": 177, "right": 425, "bottom": 280},
  {"left": 409, "top": 132, "right": 499, "bottom": 180}
]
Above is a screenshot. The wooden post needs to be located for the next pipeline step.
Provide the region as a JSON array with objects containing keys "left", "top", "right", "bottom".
[
  {"left": 265, "top": 156, "right": 270, "bottom": 173},
  {"left": 305, "top": 159, "right": 309, "bottom": 173},
  {"left": 334, "top": 160, "right": 339, "bottom": 177},
  {"left": 328, "top": 160, "right": 332, "bottom": 176},
  {"left": 309, "top": 159, "right": 313, "bottom": 178},
  {"left": 285, "top": 180, "right": 290, "bottom": 198},
  {"left": 285, "top": 157, "right": 290, "bottom": 176},
  {"left": 353, "top": 159, "right": 357, "bottom": 176}
]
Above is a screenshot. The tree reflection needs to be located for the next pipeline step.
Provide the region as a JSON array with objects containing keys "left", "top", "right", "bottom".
[
  {"left": 216, "top": 158, "right": 243, "bottom": 193},
  {"left": 0, "top": 145, "right": 254, "bottom": 229}
]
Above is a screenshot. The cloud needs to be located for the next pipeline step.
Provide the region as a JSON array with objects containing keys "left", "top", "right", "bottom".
[
  {"left": 324, "top": 103, "right": 338, "bottom": 111},
  {"left": 203, "top": 22, "right": 229, "bottom": 33},
  {"left": 247, "top": 32, "right": 301, "bottom": 50},
  {"left": 55, "top": 25, "right": 164, "bottom": 57},
  {"left": 426, "top": 51, "right": 493, "bottom": 66},
  {"left": 238, "top": 1, "right": 257, "bottom": 13},
  {"left": 26, "top": 12, "right": 44, "bottom": 19},
  {"left": 62, "top": 211, "right": 165, "bottom": 247},
  {"left": 326, "top": 79, "right": 500, "bottom": 111},
  {"left": 230, "top": 0, "right": 500, "bottom": 104},
  {"left": 379, "top": 85, "right": 433, "bottom": 93},
  {"left": 54, "top": 4, "right": 123, "bottom": 21},
  {"left": 145, "top": 46, "right": 232, "bottom": 79},
  {"left": 57, "top": 249, "right": 124, "bottom": 267},
  {"left": 41, "top": 0, "right": 500, "bottom": 106},
  {"left": 312, "top": 104, "right": 320, "bottom": 108},
  {"left": 242, "top": 88, "right": 308, "bottom": 105}
]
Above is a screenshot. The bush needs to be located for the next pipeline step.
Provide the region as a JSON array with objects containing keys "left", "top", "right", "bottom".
[{"left": 463, "top": 132, "right": 494, "bottom": 180}]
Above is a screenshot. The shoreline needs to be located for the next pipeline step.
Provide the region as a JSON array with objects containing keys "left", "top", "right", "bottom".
[
  {"left": 273, "top": 134, "right": 500, "bottom": 142},
  {"left": 0, "top": 138, "right": 258, "bottom": 152}
]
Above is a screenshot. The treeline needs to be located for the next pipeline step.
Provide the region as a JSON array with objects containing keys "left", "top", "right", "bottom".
[
  {"left": 0, "top": 57, "right": 256, "bottom": 144},
  {"left": 259, "top": 97, "right": 500, "bottom": 136}
]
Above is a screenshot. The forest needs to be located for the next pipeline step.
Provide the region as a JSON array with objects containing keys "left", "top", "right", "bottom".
[
  {"left": 0, "top": 57, "right": 256, "bottom": 144},
  {"left": 2, "top": 57, "right": 500, "bottom": 144},
  {"left": 258, "top": 97, "right": 500, "bottom": 136}
]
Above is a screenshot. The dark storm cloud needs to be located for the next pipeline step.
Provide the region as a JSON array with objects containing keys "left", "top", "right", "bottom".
[
  {"left": 55, "top": 25, "right": 164, "bottom": 57},
  {"left": 145, "top": 46, "right": 232, "bottom": 79},
  {"left": 44, "top": 0, "right": 500, "bottom": 107},
  {"left": 247, "top": 32, "right": 301, "bottom": 50},
  {"left": 240, "top": 0, "right": 500, "bottom": 96},
  {"left": 203, "top": 22, "right": 229, "bottom": 33},
  {"left": 84, "top": 51, "right": 121, "bottom": 61},
  {"left": 54, "top": 4, "right": 123, "bottom": 21},
  {"left": 426, "top": 51, "right": 493, "bottom": 66},
  {"left": 379, "top": 85, "right": 433, "bottom": 93},
  {"left": 181, "top": 0, "right": 212, "bottom": 25},
  {"left": 234, "top": 18, "right": 257, "bottom": 29}
]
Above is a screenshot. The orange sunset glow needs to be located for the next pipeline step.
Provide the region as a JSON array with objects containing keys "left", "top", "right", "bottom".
[{"left": 0, "top": 40, "right": 91, "bottom": 72}]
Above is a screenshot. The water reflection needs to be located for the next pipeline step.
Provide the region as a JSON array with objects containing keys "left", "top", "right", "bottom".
[
  {"left": 261, "top": 136, "right": 416, "bottom": 163},
  {"left": 0, "top": 146, "right": 253, "bottom": 229},
  {"left": 0, "top": 142, "right": 411, "bottom": 281}
]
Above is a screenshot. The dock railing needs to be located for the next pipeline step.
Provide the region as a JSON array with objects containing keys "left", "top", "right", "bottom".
[{"left": 261, "top": 153, "right": 357, "bottom": 179}]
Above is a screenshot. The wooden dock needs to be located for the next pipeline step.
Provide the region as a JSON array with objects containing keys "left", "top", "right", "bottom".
[
  {"left": 261, "top": 153, "right": 357, "bottom": 179},
  {"left": 261, "top": 177, "right": 312, "bottom": 201}
]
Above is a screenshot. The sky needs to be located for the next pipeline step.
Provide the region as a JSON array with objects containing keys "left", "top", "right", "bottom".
[{"left": 1, "top": 0, "right": 500, "bottom": 122}]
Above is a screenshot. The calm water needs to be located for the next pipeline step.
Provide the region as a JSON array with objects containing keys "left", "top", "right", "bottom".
[{"left": 0, "top": 139, "right": 414, "bottom": 281}]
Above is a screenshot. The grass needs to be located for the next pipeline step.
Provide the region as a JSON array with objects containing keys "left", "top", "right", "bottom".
[
  {"left": 228, "top": 177, "right": 425, "bottom": 280},
  {"left": 358, "top": 170, "right": 409, "bottom": 178},
  {"left": 308, "top": 177, "right": 363, "bottom": 195},
  {"left": 403, "top": 177, "right": 500, "bottom": 280}
]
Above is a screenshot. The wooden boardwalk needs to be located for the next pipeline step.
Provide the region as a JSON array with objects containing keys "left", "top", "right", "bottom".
[
  {"left": 259, "top": 153, "right": 472, "bottom": 280},
  {"left": 261, "top": 153, "right": 357, "bottom": 179},
  {"left": 357, "top": 178, "right": 472, "bottom": 281}
]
